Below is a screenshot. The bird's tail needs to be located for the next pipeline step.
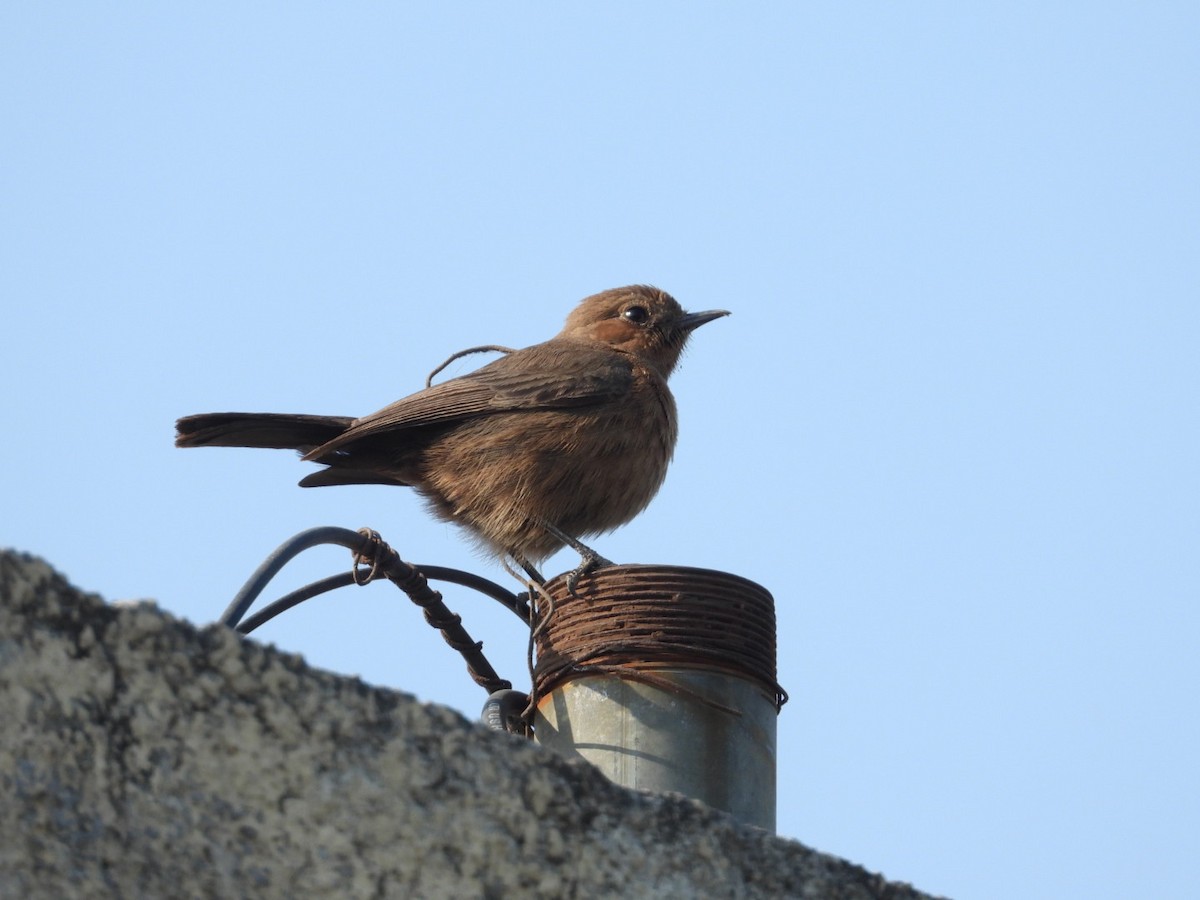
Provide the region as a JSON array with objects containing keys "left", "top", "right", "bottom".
[{"left": 174, "top": 413, "right": 354, "bottom": 452}]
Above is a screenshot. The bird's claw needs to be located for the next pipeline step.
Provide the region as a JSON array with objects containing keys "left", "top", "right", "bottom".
[{"left": 565, "top": 548, "right": 614, "bottom": 596}]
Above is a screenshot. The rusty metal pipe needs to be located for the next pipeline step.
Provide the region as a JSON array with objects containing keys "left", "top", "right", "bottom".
[{"left": 531, "top": 565, "right": 783, "bottom": 832}]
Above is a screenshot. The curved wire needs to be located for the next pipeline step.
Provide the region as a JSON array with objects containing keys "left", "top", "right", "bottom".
[
  {"left": 425, "top": 345, "right": 514, "bottom": 387},
  {"left": 416, "top": 565, "right": 531, "bottom": 621},
  {"left": 219, "top": 526, "right": 364, "bottom": 628},
  {"left": 220, "top": 527, "right": 530, "bottom": 629},
  {"left": 236, "top": 572, "right": 357, "bottom": 635},
  {"left": 216, "top": 526, "right": 527, "bottom": 699},
  {"left": 234, "top": 567, "right": 530, "bottom": 635}
]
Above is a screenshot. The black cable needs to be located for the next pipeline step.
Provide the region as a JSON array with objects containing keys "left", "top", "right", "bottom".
[
  {"left": 216, "top": 526, "right": 527, "bottom": 701},
  {"left": 219, "top": 526, "right": 365, "bottom": 628},
  {"left": 236, "top": 572, "right": 356, "bottom": 635},
  {"left": 230, "top": 561, "right": 529, "bottom": 635},
  {"left": 416, "top": 565, "right": 531, "bottom": 621}
]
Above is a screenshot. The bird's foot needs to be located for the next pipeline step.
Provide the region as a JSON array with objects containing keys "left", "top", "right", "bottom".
[
  {"left": 532, "top": 519, "right": 615, "bottom": 596},
  {"left": 564, "top": 545, "right": 613, "bottom": 596}
]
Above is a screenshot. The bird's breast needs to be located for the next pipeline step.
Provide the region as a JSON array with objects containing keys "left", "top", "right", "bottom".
[
  {"left": 539, "top": 364, "right": 678, "bottom": 534},
  {"left": 415, "top": 364, "right": 680, "bottom": 557}
]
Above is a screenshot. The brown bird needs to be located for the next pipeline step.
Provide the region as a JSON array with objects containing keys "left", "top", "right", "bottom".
[{"left": 175, "top": 285, "right": 728, "bottom": 584}]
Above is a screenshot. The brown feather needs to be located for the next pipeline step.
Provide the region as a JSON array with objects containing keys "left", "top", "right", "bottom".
[{"left": 174, "top": 285, "right": 728, "bottom": 564}]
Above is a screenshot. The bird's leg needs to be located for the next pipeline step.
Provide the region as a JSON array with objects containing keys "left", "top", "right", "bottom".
[
  {"left": 511, "top": 553, "right": 545, "bottom": 585},
  {"left": 536, "top": 520, "right": 614, "bottom": 595}
]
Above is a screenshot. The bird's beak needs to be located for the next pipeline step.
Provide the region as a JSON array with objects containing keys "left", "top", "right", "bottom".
[{"left": 679, "top": 309, "right": 731, "bottom": 332}]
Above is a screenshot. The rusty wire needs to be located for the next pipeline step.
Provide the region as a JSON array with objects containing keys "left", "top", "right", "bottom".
[
  {"left": 425, "top": 345, "right": 514, "bottom": 387},
  {"left": 532, "top": 564, "right": 788, "bottom": 712}
]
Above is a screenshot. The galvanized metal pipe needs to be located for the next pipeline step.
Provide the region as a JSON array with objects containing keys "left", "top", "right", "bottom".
[{"left": 531, "top": 565, "right": 782, "bottom": 832}]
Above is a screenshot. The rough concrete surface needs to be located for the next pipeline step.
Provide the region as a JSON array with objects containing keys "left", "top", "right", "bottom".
[{"left": 0, "top": 549, "right": 942, "bottom": 899}]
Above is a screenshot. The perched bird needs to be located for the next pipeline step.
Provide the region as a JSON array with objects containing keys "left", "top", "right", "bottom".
[{"left": 176, "top": 285, "right": 728, "bottom": 583}]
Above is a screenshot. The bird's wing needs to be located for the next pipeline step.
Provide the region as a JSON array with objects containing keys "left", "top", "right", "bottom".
[{"left": 302, "top": 342, "right": 632, "bottom": 459}]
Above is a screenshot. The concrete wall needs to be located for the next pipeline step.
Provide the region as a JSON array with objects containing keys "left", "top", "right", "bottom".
[{"left": 0, "top": 549, "right": 941, "bottom": 899}]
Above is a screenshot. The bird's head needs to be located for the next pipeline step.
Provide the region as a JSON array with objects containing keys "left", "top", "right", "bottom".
[{"left": 559, "top": 285, "right": 729, "bottom": 377}]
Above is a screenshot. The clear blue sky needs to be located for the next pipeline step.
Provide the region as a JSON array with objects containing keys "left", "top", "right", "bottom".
[{"left": 3, "top": 5, "right": 1197, "bottom": 897}]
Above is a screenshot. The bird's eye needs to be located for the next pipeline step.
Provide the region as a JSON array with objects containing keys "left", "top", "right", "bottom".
[{"left": 622, "top": 306, "right": 649, "bottom": 324}]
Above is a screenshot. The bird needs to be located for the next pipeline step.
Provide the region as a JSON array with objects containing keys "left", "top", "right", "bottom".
[{"left": 175, "top": 285, "right": 729, "bottom": 585}]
